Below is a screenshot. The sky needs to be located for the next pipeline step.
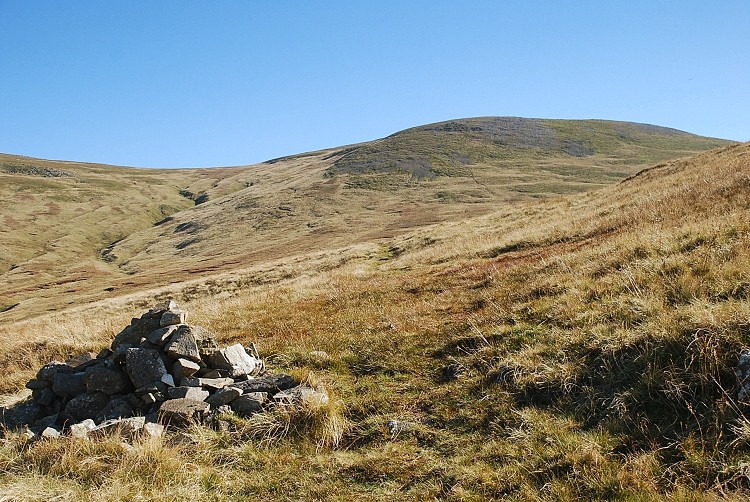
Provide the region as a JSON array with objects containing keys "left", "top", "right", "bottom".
[{"left": 0, "top": 1, "right": 748, "bottom": 168}]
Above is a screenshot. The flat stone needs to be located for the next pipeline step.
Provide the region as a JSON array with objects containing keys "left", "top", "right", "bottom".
[
  {"left": 148, "top": 299, "right": 178, "bottom": 316},
  {"left": 160, "top": 309, "right": 187, "bottom": 327},
  {"left": 147, "top": 325, "right": 178, "bottom": 346},
  {"left": 205, "top": 343, "right": 260, "bottom": 377},
  {"left": 164, "top": 325, "right": 201, "bottom": 362},
  {"left": 161, "top": 374, "right": 175, "bottom": 387},
  {"left": 125, "top": 348, "right": 168, "bottom": 388},
  {"left": 25, "top": 379, "right": 50, "bottom": 390},
  {"left": 273, "top": 385, "right": 329, "bottom": 406},
  {"left": 92, "top": 416, "right": 146, "bottom": 439},
  {"left": 201, "top": 369, "right": 224, "bottom": 379},
  {"left": 233, "top": 373, "right": 297, "bottom": 396},
  {"left": 70, "top": 418, "right": 97, "bottom": 438},
  {"left": 167, "top": 386, "right": 209, "bottom": 401},
  {"left": 52, "top": 372, "right": 86, "bottom": 396},
  {"left": 85, "top": 366, "right": 132, "bottom": 394},
  {"left": 180, "top": 377, "right": 234, "bottom": 389},
  {"left": 158, "top": 398, "right": 210, "bottom": 427},
  {"left": 172, "top": 358, "right": 200, "bottom": 381},
  {"left": 205, "top": 386, "right": 242, "bottom": 407},
  {"left": 64, "top": 392, "right": 110, "bottom": 422},
  {"left": 230, "top": 392, "right": 268, "bottom": 416}
]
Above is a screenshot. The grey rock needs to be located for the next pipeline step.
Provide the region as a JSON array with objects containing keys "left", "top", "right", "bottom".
[
  {"left": 273, "top": 385, "right": 329, "bottom": 406},
  {"left": 0, "top": 402, "right": 44, "bottom": 429},
  {"left": 160, "top": 310, "right": 187, "bottom": 327},
  {"left": 233, "top": 373, "right": 297, "bottom": 396},
  {"left": 142, "top": 393, "right": 158, "bottom": 405},
  {"left": 167, "top": 386, "right": 209, "bottom": 401},
  {"left": 52, "top": 372, "right": 86, "bottom": 397},
  {"left": 148, "top": 299, "right": 178, "bottom": 316},
  {"left": 65, "top": 352, "right": 98, "bottom": 370},
  {"left": 201, "top": 369, "right": 224, "bottom": 379},
  {"left": 164, "top": 326, "right": 201, "bottom": 362},
  {"left": 230, "top": 392, "right": 268, "bottom": 416},
  {"left": 112, "top": 344, "right": 133, "bottom": 364},
  {"left": 70, "top": 418, "right": 97, "bottom": 438},
  {"left": 161, "top": 373, "right": 175, "bottom": 387},
  {"left": 84, "top": 367, "right": 132, "bottom": 394},
  {"left": 111, "top": 314, "right": 162, "bottom": 351},
  {"left": 41, "top": 426, "right": 61, "bottom": 439},
  {"left": 180, "top": 377, "right": 234, "bottom": 389},
  {"left": 387, "top": 420, "right": 418, "bottom": 435},
  {"left": 125, "top": 348, "right": 168, "bottom": 388},
  {"left": 25, "top": 379, "right": 50, "bottom": 390},
  {"left": 35, "top": 414, "right": 59, "bottom": 429},
  {"left": 64, "top": 392, "right": 110, "bottom": 422},
  {"left": 96, "top": 397, "right": 134, "bottom": 422},
  {"left": 147, "top": 325, "right": 178, "bottom": 346},
  {"left": 205, "top": 343, "right": 260, "bottom": 377},
  {"left": 158, "top": 398, "right": 211, "bottom": 427},
  {"left": 143, "top": 422, "right": 164, "bottom": 438},
  {"left": 205, "top": 386, "right": 242, "bottom": 407},
  {"left": 32, "top": 388, "right": 55, "bottom": 406},
  {"left": 37, "top": 362, "right": 70, "bottom": 382},
  {"left": 92, "top": 416, "right": 146, "bottom": 439},
  {"left": 172, "top": 358, "right": 200, "bottom": 382}
]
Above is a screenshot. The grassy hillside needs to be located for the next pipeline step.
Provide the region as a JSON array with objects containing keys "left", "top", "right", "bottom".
[
  {"left": 0, "top": 118, "right": 724, "bottom": 323},
  {"left": 1, "top": 141, "right": 749, "bottom": 499}
]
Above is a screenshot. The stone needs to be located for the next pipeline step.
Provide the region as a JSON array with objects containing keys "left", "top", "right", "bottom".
[
  {"left": 158, "top": 398, "right": 210, "bottom": 427},
  {"left": 111, "top": 314, "right": 162, "bottom": 351},
  {"left": 205, "top": 386, "right": 242, "bottom": 407},
  {"left": 64, "top": 392, "right": 110, "bottom": 422},
  {"left": 143, "top": 422, "right": 165, "bottom": 438},
  {"left": 273, "top": 385, "right": 329, "bottom": 406},
  {"left": 147, "top": 325, "right": 178, "bottom": 346},
  {"left": 160, "top": 309, "right": 187, "bottom": 327},
  {"left": 167, "top": 386, "right": 209, "bottom": 401},
  {"left": 161, "top": 374, "right": 175, "bottom": 387},
  {"left": 84, "top": 366, "right": 132, "bottom": 394},
  {"left": 149, "top": 299, "right": 178, "bottom": 316},
  {"left": 97, "top": 348, "right": 112, "bottom": 359},
  {"left": 172, "top": 358, "right": 200, "bottom": 381},
  {"left": 180, "top": 377, "right": 234, "bottom": 389},
  {"left": 233, "top": 373, "right": 297, "bottom": 396},
  {"left": 387, "top": 420, "right": 418, "bottom": 435},
  {"left": 230, "top": 392, "right": 268, "bottom": 416},
  {"left": 190, "top": 325, "right": 220, "bottom": 355},
  {"left": 201, "top": 369, "right": 224, "bottom": 379},
  {"left": 70, "top": 418, "right": 97, "bottom": 438},
  {"left": 36, "top": 414, "right": 59, "bottom": 429},
  {"left": 0, "top": 402, "right": 44, "bottom": 429},
  {"left": 25, "top": 379, "right": 50, "bottom": 390},
  {"left": 41, "top": 426, "right": 61, "bottom": 439},
  {"left": 164, "top": 326, "right": 201, "bottom": 362},
  {"left": 125, "top": 348, "right": 168, "bottom": 388},
  {"left": 142, "top": 393, "right": 158, "bottom": 405},
  {"left": 37, "top": 362, "right": 71, "bottom": 382},
  {"left": 52, "top": 372, "right": 86, "bottom": 396},
  {"left": 32, "top": 387, "right": 55, "bottom": 406},
  {"left": 205, "top": 343, "right": 260, "bottom": 377},
  {"left": 97, "top": 397, "right": 135, "bottom": 422},
  {"left": 65, "top": 352, "right": 98, "bottom": 370},
  {"left": 92, "top": 416, "right": 146, "bottom": 439},
  {"left": 112, "top": 344, "right": 133, "bottom": 364}
]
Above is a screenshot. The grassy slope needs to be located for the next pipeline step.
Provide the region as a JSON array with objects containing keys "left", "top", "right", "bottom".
[
  {"left": 1, "top": 142, "right": 749, "bottom": 499},
  {"left": 5, "top": 118, "right": 722, "bottom": 322}
]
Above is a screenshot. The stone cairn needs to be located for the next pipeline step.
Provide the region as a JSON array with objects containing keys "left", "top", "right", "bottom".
[{"left": 1, "top": 301, "right": 326, "bottom": 439}]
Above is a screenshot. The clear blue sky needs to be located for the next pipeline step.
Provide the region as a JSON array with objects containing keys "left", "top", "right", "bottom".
[{"left": 1, "top": 1, "right": 748, "bottom": 168}]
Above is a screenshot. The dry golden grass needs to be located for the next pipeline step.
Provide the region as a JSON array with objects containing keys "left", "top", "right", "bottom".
[{"left": 1, "top": 140, "right": 748, "bottom": 499}]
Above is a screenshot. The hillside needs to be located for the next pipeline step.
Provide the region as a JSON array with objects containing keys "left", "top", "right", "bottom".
[
  {"left": 0, "top": 117, "right": 730, "bottom": 323},
  {"left": 1, "top": 139, "right": 749, "bottom": 499}
]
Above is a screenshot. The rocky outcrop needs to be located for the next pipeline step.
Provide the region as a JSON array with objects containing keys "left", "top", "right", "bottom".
[{"left": 1, "top": 301, "right": 327, "bottom": 439}]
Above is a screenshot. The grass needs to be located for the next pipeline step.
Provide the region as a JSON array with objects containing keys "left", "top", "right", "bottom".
[{"left": 0, "top": 133, "right": 746, "bottom": 499}]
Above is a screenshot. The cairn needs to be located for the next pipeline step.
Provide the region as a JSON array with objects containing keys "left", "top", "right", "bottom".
[{"left": 1, "top": 301, "right": 326, "bottom": 439}]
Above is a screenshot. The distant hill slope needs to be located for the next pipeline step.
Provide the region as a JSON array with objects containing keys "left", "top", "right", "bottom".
[{"left": 0, "top": 118, "right": 732, "bottom": 321}]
